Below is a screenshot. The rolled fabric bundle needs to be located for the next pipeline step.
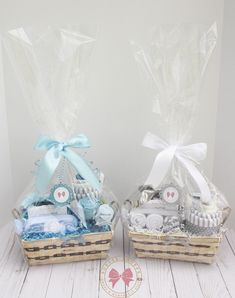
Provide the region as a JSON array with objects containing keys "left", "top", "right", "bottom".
[
  {"left": 44, "top": 220, "right": 66, "bottom": 234},
  {"left": 95, "top": 204, "right": 114, "bottom": 226},
  {"left": 73, "top": 181, "right": 100, "bottom": 200},
  {"left": 185, "top": 207, "right": 222, "bottom": 235},
  {"left": 130, "top": 213, "right": 146, "bottom": 229},
  {"left": 146, "top": 214, "right": 163, "bottom": 231},
  {"left": 24, "top": 214, "right": 78, "bottom": 234}
]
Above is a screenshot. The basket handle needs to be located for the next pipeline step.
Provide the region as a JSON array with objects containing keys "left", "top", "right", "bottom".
[{"left": 12, "top": 208, "right": 21, "bottom": 219}]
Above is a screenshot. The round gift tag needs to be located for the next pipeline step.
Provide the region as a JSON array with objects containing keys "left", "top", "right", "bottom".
[
  {"left": 161, "top": 185, "right": 179, "bottom": 204},
  {"left": 50, "top": 183, "right": 74, "bottom": 206}
]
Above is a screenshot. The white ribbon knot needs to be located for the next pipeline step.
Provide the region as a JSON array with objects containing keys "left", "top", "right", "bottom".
[{"left": 143, "top": 132, "right": 211, "bottom": 204}]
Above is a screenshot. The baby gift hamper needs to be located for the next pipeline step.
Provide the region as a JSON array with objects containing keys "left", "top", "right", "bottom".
[
  {"left": 122, "top": 23, "right": 230, "bottom": 264},
  {"left": 4, "top": 26, "right": 119, "bottom": 265}
]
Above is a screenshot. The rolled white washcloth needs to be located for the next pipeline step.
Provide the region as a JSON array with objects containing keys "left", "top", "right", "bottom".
[
  {"left": 95, "top": 204, "right": 114, "bottom": 226},
  {"left": 146, "top": 214, "right": 164, "bottom": 230},
  {"left": 130, "top": 213, "right": 146, "bottom": 229}
]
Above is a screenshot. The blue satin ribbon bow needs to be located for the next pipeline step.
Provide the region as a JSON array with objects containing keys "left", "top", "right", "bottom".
[{"left": 34, "top": 135, "right": 101, "bottom": 194}]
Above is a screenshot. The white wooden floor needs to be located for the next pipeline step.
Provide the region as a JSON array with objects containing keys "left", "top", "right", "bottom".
[{"left": 0, "top": 220, "right": 235, "bottom": 298}]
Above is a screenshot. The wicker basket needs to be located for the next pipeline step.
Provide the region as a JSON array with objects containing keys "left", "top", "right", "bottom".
[
  {"left": 128, "top": 229, "right": 222, "bottom": 264},
  {"left": 19, "top": 231, "right": 113, "bottom": 266}
]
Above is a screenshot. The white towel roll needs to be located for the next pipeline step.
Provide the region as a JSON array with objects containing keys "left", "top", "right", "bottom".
[
  {"left": 95, "top": 204, "right": 114, "bottom": 226},
  {"left": 130, "top": 213, "right": 146, "bottom": 229},
  {"left": 146, "top": 214, "right": 163, "bottom": 230}
]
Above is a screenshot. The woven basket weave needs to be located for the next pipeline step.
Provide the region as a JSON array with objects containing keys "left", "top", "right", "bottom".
[
  {"left": 128, "top": 229, "right": 222, "bottom": 264},
  {"left": 20, "top": 231, "right": 113, "bottom": 266}
]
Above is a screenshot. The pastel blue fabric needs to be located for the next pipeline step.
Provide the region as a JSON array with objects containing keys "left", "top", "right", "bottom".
[
  {"left": 34, "top": 135, "right": 101, "bottom": 194},
  {"left": 80, "top": 197, "right": 100, "bottom": 220}
]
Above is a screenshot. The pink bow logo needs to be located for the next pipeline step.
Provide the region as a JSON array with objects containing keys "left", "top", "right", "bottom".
[{"left": 109, "top": 268, "right": 134, "bottom": 288}]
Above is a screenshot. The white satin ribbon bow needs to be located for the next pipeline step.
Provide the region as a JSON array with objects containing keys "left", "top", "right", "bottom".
[{"left": 142, "top": 132, "right": 211, "bottom": 204}]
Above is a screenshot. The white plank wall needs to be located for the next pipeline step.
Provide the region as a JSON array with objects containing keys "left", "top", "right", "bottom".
[{"left": 0, "top": 222, "right": 235, "bottom": 298}]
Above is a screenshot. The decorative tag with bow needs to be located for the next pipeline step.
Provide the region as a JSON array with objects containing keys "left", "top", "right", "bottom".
[{"left": 49, "top": 183, "right": 74, "bottom": 207}]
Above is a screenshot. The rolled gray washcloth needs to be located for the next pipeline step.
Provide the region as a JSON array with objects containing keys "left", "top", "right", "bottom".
[
  {"left": 187, "top": 208, "right": 222, "bottom": 227},
  {"left": 185, "top": 208, "right": 222, "bottom": 235}
]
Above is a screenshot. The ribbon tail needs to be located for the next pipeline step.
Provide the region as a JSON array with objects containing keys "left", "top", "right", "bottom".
[
  {"left": 36, "top": 148, "right": 61, "bottom": 194},
  {"left": 145, "top": 146, "right": 177, "bottom": 187},
  {"left": 122, "top": 277, "right": 133, "bottom": 287},
  {"left": 109, "top": 277, "right": 120, "bottom": 288},
  {"left": 63, "top": 149, "right": 101, "bottom": 191},
  {"left": 178, "top": 156, "right": 211, "bottom": 204}
]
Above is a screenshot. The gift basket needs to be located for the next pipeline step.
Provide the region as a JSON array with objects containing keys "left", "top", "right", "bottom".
[
  {"left": 4, "top": 26, "right": 119, "bottom": 265},
  {"left": 122, "top": 23, "right": 231, "bottom": 264}
]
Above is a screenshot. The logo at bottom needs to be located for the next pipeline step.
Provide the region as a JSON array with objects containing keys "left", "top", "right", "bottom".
[{"left": 100, "top": 257, "right": 142, "bottom": 297}]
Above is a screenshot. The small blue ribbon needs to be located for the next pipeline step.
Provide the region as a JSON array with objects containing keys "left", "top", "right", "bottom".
[{"left": 34, "top": 135, "right": 101, "bottom": 194}]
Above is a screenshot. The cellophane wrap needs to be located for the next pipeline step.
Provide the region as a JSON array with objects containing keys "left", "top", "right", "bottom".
[
  {"left": 123, "top": 24, "right": 230, "bottom": 237},
  {"left": 4, "top": 26, "right": 119, "bottom": 244}
]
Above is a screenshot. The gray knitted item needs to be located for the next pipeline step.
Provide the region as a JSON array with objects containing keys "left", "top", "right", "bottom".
[{"left": 185, "top": 220, "right": 220, "bottom": 236}]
